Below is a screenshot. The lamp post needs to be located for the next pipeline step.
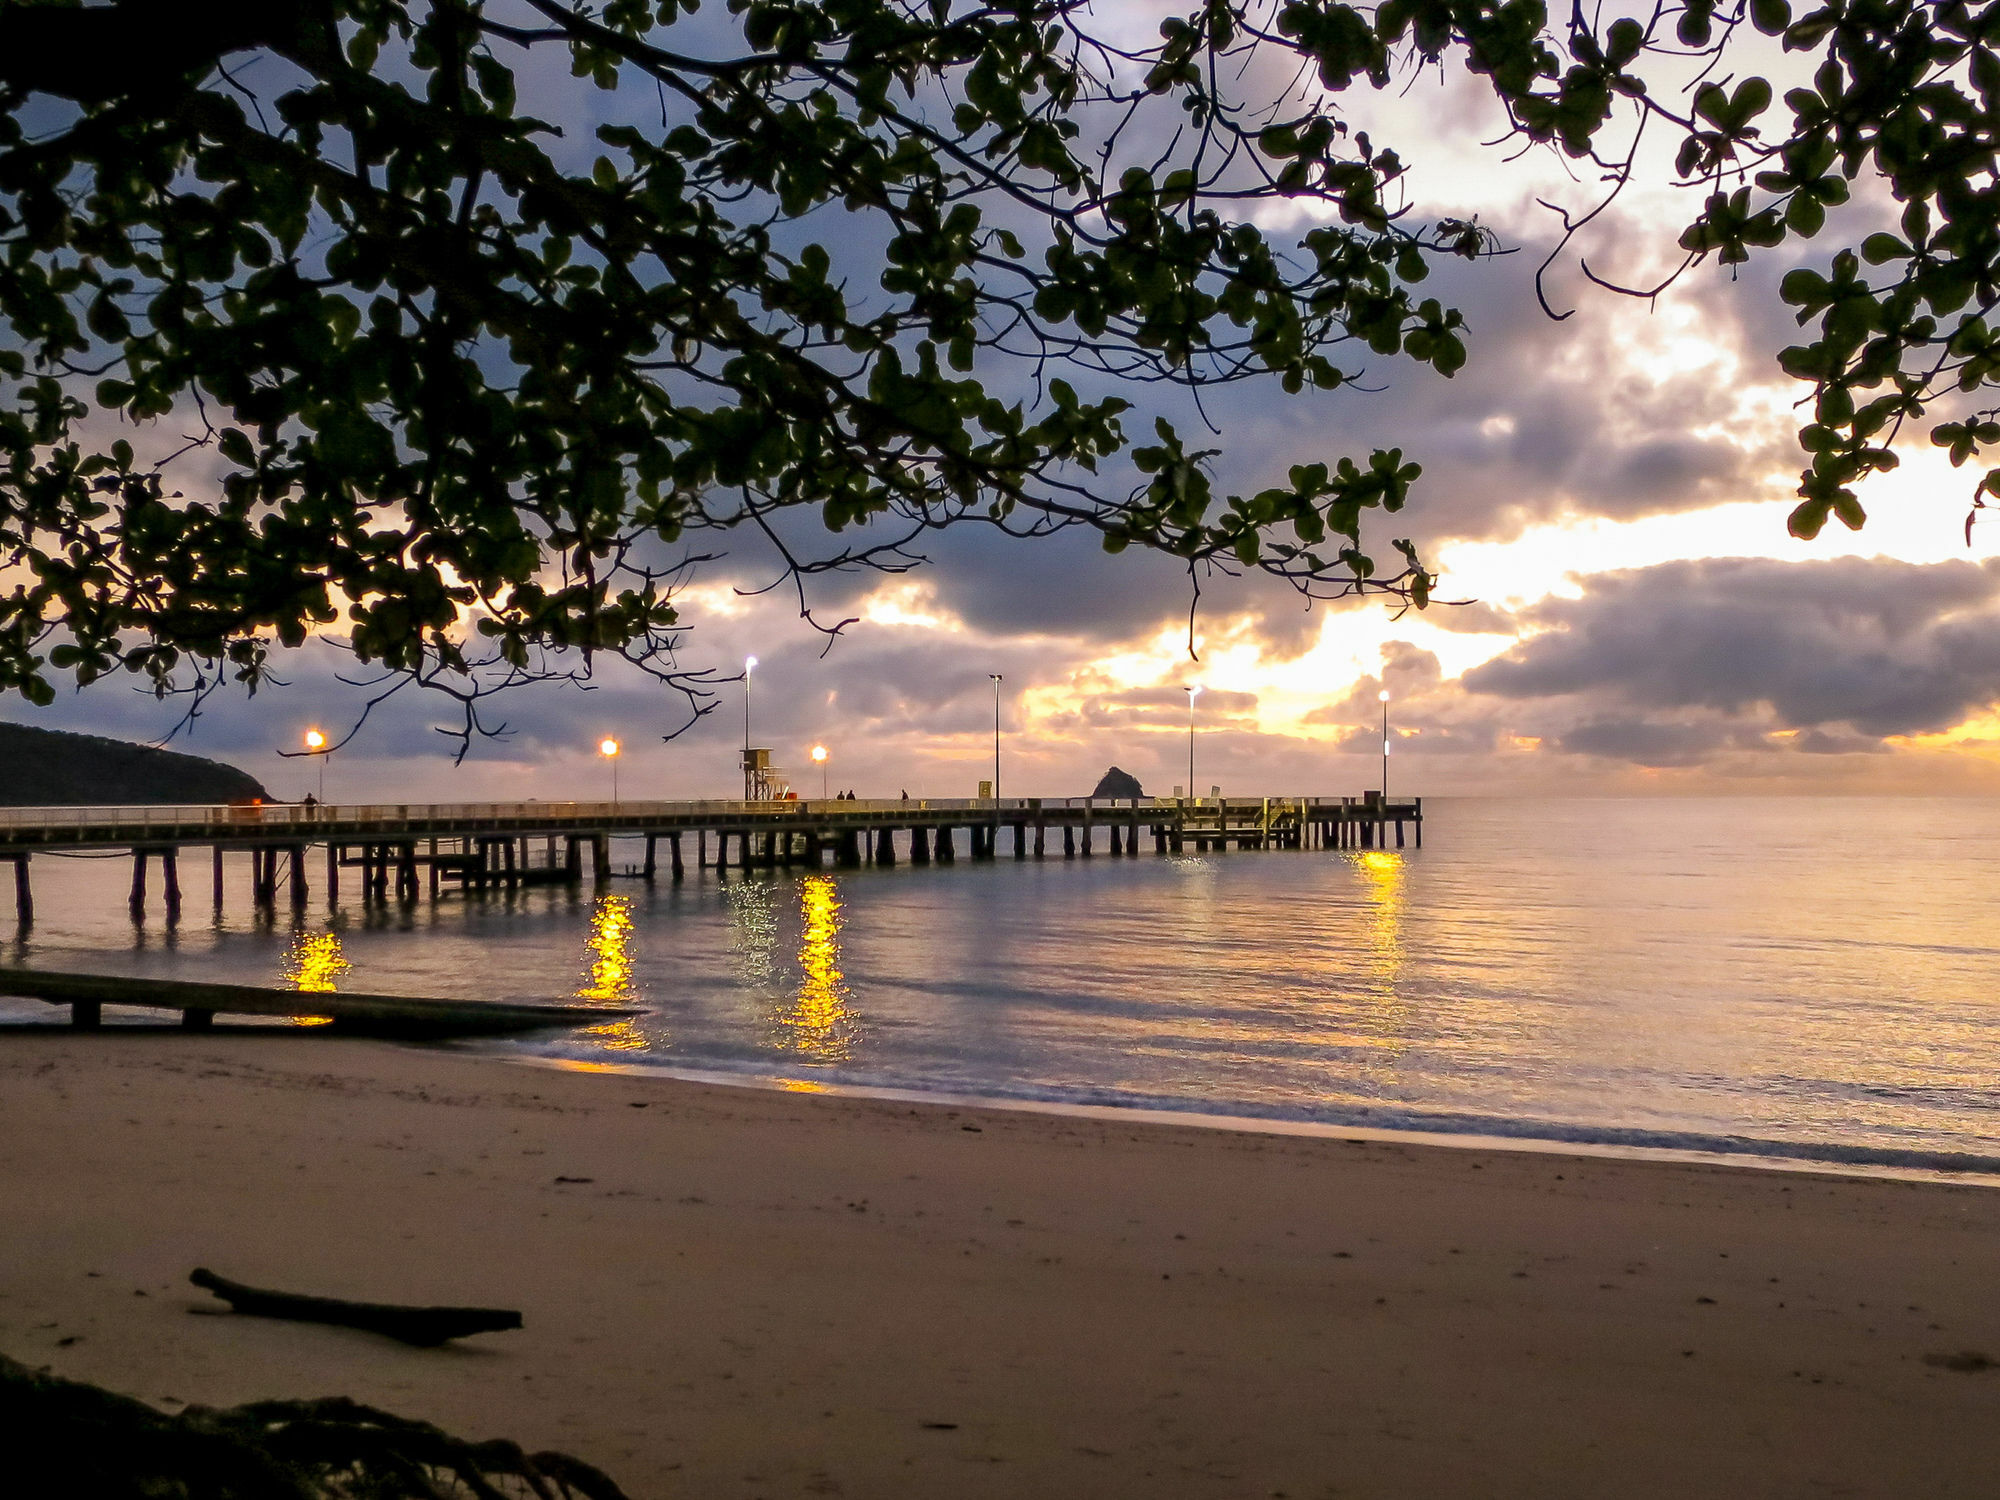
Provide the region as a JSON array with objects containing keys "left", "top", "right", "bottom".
[
  {"left": 1378, "top": 688, "right": 1390, "bottom": 815},
  {"left": 988, "top": 673, "right": 1002, "bottom": 802},
  {"left": 742, "top": 654, "right": 758, "bottom": 800},
  {"left": 303, "top": 728, "right": 328, "bottom": 803},
  {"left": 811, "top": 743, "right": 829, "bottom": 800},
  {"left": 599, "top": 736, "right": 622, "bottom": 806},
  {"left": 1185, "top": 685, "right": 1200, "bottom": 800}
]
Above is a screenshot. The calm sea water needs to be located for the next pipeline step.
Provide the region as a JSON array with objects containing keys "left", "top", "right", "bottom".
[{"left": 4, "top": 798, "right": 1998, "bottom": 1174}]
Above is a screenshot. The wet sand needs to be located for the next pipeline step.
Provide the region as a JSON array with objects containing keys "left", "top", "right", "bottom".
[{"left": 3, "top": 1031, "right": 1997, "bottom": 1497}]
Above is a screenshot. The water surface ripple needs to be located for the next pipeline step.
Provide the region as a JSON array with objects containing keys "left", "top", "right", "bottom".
[{"left": 5, "top": 797, "right": 1997, "bottom": 1175}]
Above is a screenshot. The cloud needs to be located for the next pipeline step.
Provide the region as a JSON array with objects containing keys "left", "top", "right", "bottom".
[{"left": 1462, "top": 555, "right": 2000, "bottom": 752}]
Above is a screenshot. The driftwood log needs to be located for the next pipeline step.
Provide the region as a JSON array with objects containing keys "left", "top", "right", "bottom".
[
  {"left": 190, "top": 1268, "right": 523, "bottom": 1346},
  {"left": 2, "top": 1352, "right": 630, "bottom": 1499}
]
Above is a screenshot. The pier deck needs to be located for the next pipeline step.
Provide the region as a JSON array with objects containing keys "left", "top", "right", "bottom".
[
  {"left": 0, "top": 793, "right": 1422, "bottom": 922},
  {"left": 0, "top": 967, "right": 641, "bottom": 1037}
]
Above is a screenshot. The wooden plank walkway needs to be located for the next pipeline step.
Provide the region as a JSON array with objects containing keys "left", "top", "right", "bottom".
[
  {"left": 0, "top": 967, "right": 640, "bottom": 1037},
  {"left": 0, "top": 793, "right": 1423, "bottom": 921}
]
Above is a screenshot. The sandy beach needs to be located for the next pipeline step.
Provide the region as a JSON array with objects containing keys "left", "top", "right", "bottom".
[{"left": 2, "top": 1031, "right": 1996, "bottom": 1497}]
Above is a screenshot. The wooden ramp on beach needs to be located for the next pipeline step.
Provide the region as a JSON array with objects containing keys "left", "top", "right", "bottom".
[{"left": 0, "top": 967, "right": 641, "bottom": 1038}]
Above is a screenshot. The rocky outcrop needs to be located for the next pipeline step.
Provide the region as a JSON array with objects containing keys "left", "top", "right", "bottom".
[{"left": 1091, "top": 766, "right": 1145, "bottom": 799}]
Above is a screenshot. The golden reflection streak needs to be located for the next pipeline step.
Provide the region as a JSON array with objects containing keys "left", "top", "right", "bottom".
[
  {"left": 281, "top": 929, "right": 346, "bottom": 1027},
  {"left": 285, "top": 930, "right": 349, "bottom": 992},
  {"left": 576, "top": 893, "right": 649, "bottom": 1051},
  {"left": 1352, "top": 849, "right": 1407, "bottom": 993},
  {"left": 771, "top": 875, "right": 858, "bottom": 1061}
]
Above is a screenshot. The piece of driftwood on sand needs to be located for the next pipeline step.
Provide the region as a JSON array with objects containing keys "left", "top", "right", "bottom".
[{"left": 190, "top": 1268, "right": 523, "bottom": 1346}]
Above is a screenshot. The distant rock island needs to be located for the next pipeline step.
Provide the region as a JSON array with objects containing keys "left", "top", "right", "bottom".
[
  {"left": 0, "top": 722, "right": 270, "bottom": 806},
  {"left": 1091, "top": 766, "right": 1145, "bottom": 799}
]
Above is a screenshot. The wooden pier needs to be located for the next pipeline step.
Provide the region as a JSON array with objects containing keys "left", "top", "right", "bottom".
[
  {"left": 0, "top": 967, "right": 641, "bottom": 1036},
  {"left": 0, "top": 792, "right": 1422, "bottom": 924}
]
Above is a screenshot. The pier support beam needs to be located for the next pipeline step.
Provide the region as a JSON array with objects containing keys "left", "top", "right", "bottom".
[
  {"left": 935, "top": 826, "right": 955, "bottom": 863},
  {"left": 875, "top": 829, "right": 896, "bottom": 867},
  {"left": 671, "top": 834, "right": 686, "bottom": 882},
  {"left": 162, "top": 848, "right": 182, "bottom": 921},
  {"left": 1063, "top": 825, "right": 1075, "bottom": 859},
  {"left": 643, "top": 835, "right": 657, "bottom": 882},
  {"left": 213, "top": 846, "right": 225, "bottom": 910},
  {"left": 910, "top": 826, "right": 931, "bottom": 864},
  {"left": 836, "top": 830, "right": 862, "bottom": 869},
  {"left": 1013, "top": 823, "right": 1027, "bottom": 859},
  {"left": 11, "top": 854, "right": 31, "bottom": 925},
  {"left": 128, "top": 850, "right": 148, "bottom": 917},
  {"left": 288, "top": 845, "right": 307, "bottom": 909}
]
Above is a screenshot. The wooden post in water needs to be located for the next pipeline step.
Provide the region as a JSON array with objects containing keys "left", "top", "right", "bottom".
[
  {"left": 910, "top": 826, "right": 931, "bottom": 864},
  {"left": 593, "top": 834, "right": 612, "bottom": 883},
  {"left": 128, "top": 850, "right": 148, "bottom": 917},
  {"left": 12, "top": 855, "right": 31, "bottom": 925},
  {"left": 1108, "top": 823, "right": 1122, "bottom": 856},
  {"left": 1033, "top": 816, "right": 1046, "bottom": 858},
  {"left": 326, "top": 842, "right": 339, "bottom": 905},
  {"left": 162, "top": 848, "right": 182, "bottom": 921},
  {"left": 1063, "top": 825, "right": 1075, "bottom": 859},
  {"left": 213, "top": 846, "right": 225, "bottom": 910},
  {"left": 936, "top": 826, "right": 955, "bottom": 863},
  {"left": 643, "top": 835, "right": 657, "bottom": 882},
  {"left": 876, "top": 828, "right": 896, "bottom": 867},
  {"left": 288, "top": 845, "right": 307, "bottom": 909},
  {"left": 670, "top": 833, "right": 685, "bottom": 882},
  {"left": 1080, "top": 805, "right": 1092, "bottom": 857}
]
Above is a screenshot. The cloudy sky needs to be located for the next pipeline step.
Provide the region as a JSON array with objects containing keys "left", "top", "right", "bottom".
[{"left": 15, "top": 17, "right": 2000, "bottom": 805}]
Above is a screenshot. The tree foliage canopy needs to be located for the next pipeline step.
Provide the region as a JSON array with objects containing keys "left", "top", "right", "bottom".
[{"left": 0, "top": 0, "right": 1993, "bottom": 736}]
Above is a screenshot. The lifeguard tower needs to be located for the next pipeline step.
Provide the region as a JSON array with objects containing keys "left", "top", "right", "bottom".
[{"left": 741, "top": 747, "right": 788, "bottom": 801}]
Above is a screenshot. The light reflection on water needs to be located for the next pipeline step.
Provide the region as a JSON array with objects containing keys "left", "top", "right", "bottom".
[
  {"left": 4, "top": 798, "right": 2000, "bottom": 1171},
  {"left": 576, "top": 893, "right": 646, "bottom": 1051},
  {"left": 772, "top": 874, "right": 856, "bottom": 1061},
  {"left": 284, "top": 929, "right": 349, "bottom": 992}
]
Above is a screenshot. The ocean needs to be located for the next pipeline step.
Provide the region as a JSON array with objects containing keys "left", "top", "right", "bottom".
[{"left": 4, "top": 796, "right": 1997, "bottom": 1176}]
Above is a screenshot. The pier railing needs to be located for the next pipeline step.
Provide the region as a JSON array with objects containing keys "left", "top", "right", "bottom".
[{"left": 0, "top": 794, "right": 1392, "bottom": 835}]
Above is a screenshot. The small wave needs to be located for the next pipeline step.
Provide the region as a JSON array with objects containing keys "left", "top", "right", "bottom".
[{"left": 490, "top": 1041, "right": 2000, "bottom": 1180}]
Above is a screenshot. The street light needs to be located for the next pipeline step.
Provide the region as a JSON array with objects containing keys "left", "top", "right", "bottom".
[
  {"left": 988, "top": 674, "right": 1003, "bottom": 802},
  {"left": 743, "top": 654, "right": 758, "bottom": 799},
  {"left": 1185, "top": 685, "right": 1200, "bottom": 801},
  {"left": 811, "top": 743, "right": 829, "bottom": 800},
  {"left": 599, "top": 735, "right": 622, "bottom": 806},
  {"left": 1378, "top": 688, "right": 1390, "bottom": 810},
  {"left": 303, "top": 728, "right": 328, "bottom": 803}
]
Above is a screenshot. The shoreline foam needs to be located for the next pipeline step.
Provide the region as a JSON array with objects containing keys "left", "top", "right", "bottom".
[{"left": 485, "top": 1044, "right": 2000, "bottom": 1186}]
